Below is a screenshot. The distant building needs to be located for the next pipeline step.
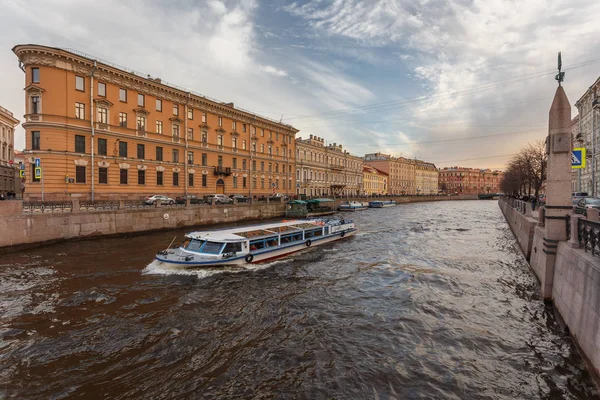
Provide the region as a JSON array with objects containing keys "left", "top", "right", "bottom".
[
  {"left": 438, "top": 167, "right": 503, "bottom": 194},
  {"left": 573, "top": 76, "right": 600, "bottom": 195},
  {"left": 364, "top": 153, "right": 437, "bottom": 195},
  {"left": 0, "top": 105, "right": 19, "bottom": 197},
  {"left": 295, "top": 135, "right": 363, "bottom": 197},
  {"left": 362, "top": 165, "right": 387, "bottom": 195},
  {"left": 13, "top": 44, "right": 298, "bottom": 201}
]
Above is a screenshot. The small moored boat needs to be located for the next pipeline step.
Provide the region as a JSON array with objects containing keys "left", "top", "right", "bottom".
[
  {"left": 338, "top": 201, "right": 368, "bottom": 211},
  {"left": 369, "top": 200, "right": 396, "bottom": 208},
  {"left": 154, "top": 218, "right": 356, "bottom": 267},
  {"left": 285, "top": 198, "right": 335, "bottom": 218}
]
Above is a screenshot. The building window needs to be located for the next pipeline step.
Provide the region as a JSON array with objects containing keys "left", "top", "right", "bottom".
[
  {"left": 173, "top": 104, "right": 179, "bottom": 116},
  {"left": 98, "top": 82, "right": 106, "bottom": 97},
  {"left": 173, "top": 172, "right": 179, "bottom": 186},
  {"left": 199, "top": 153, "right": 206, "bottom": 166},
  {"left": 156, "top": 99, "right": 162, "bottom": 111},
  {"left": 137, "top": 144, "right": 145, "bottom": 159},
  {"left": 188, "top": 173, "right": 194, "bottom": 187},
  {"left": 261, "top": 144, "right": 264, "bottom": 153},
  {"left": 76, "top": 76, "right": 85, "bottom": 91},
  {"left": 172, "top": 149, "right": 179, "bottom": 163},
  {"left": 232, "top": 158, "right": 237, "bottom": 169},
  {"left": 119, "top": 112, "right": 127, "bottom": 127},
  {"left": 252, "top": 160, "right": 256, "bottom": 171},
  {"left": 76, "top": 166, "right": 86, "bottom": 183},
  {"left": 120, "top": 169, "right": 128, "bottom": 184},
  {"left": 218, "top": 156, "right": 223, "bottom": 167},
  {"left": 156, "top": 120, "right": 163, "bottom": 134},
  {"left": 138, "top": 170, "right": 145, "bottom": 185},
  {"left": 31, "top": 96, "right": 40, "bottom": 114},
  {"left": 99, "top": 167, "right": 108, "bottom": 184},
  {"left": 252, "top": 142, "right": 256, "bottom": 152},
  {"left": 97, "top": 107, "right": 108, "bottom": 124},
  {"left": 232, "top": 136, "right": 237, "bottom": 149},
  {"left": 217, "top": 135, "right": 223, "bottom": 146},
  {"left": 261, "top": 129, "right": 264, "bottom": 137},
  {"left": 201, "top": 131, "right": 207, "bottom": 144},
  {"left": 137, "top": 115, "right": 146, "bottom": 131},
  {"left": 260, "top": 162, "right": 264, "bottom": 172},
  {"left": 242, "top": 124, "right": 247, "bottom": 133},
  {"left": 268, "top": 145, "right": 272, "bottom": 155},
  {"left": 98, "top": 138, "right": 107, "bottom": 156},
  {"left": 173, "top": 124, "right": 180, "bottom": 138},
  {"left": 138, "top": 93, "right": 145, "bottom": 107},
  {"left": 243, "top": 177, "right": 247, "bottom": 188},
  {"left": 232, "top": 121, "right": 237, "bottom": 130},
  {"left": 75, "top": 102, "right": 85, "bottom": 119},
  {"left": 157, "top": 171, "right": 163, "bottom": 185},
  {"left": 156, "top": 146, "right": 163, "bottom": 161},
  {"left": 201, "top": 112, "right": 207, "bottom": 123},
  {"left": 32, "top": 67, "right": 40, "bottom": 83},
  {"left": 261, "top": 178, "right": 265, "bottom": 189},
  {"left": 252, "top": 178, "right": 257, "bottom": 189},
  {"left": 187, "top": 128, "right": 193, "bottom": 140},
  {"left": 268, "top": 163, "right": 272, "bottom": 173},
  {"left": 188, "top": 108, "right": 193, "bottom": 120},
  {"left": 218, "top": 116, "right": 222, "bottom": 127},
  {"left": 187, "top": 151, "right": 194, "bottom": 165},
  {"left": 243, "top": 140, "right": 247, "bottom": 150},
  {"left": 75, "top": 135, "right": 85, "bottom": 153},
  {"left": 119, "top": 88, "right": 127, "bottom": 102},
  {"left": 31, "top": 131, "right": 40, "bottom": 150},
  {"left": 233, "top": 176, "right": 238, "bottom": 188},
  {"left": 202, "top": 174, "right": 207, "bottom": 187},
  {"left": 269, "top": 131, "right": 272, "bottom": 139},
  {"left": 119, "top": 141, "right": 128, "bottom": 157},
  {"left": 242, "top": 159, "right": 247, "bottom": 170}
]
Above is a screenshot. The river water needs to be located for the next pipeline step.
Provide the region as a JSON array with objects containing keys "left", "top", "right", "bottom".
[{"left": 0, "top": 200, "right": 598, "bottom": 399}]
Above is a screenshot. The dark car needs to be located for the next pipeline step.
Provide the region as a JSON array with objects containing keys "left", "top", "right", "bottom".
[
  {"left": 175, "top": 195, "right": 203, "bottom": 205},
  {"left": 574, "top": 197, "right": 600, "bottom": 215},
  {"left": 229, "top": 194, "right": 249, "bottom": 203}
]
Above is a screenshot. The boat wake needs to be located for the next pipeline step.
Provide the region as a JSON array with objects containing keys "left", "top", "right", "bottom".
[{"left": 142, "top": 259, "right": 288, "bottom": 279}]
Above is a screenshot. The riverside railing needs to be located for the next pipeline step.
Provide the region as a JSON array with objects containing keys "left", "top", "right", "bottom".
[{"left": 578, "top": 218, "right": 600, "bottom": 258}]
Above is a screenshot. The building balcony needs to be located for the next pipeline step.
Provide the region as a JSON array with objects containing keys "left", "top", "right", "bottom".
[
  {"left": 214, "top": 166, "right": 232, "bottom": 176},
  {"left": 329, "top": 164, "right": 344, "bottom": 171}
]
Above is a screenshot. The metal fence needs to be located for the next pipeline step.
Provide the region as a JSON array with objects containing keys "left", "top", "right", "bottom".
[
  {"left": 22, "top": 201, "right": 73, "bottom": 213},
  {"left": 578, "top": 218, "right": 600, "bottom": 258}
]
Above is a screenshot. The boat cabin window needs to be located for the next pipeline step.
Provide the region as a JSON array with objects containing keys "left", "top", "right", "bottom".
[
  {"left": 249, "top": 240, "right": 264, "bottom": 250},
  {"left": 187, "top": 239, "right": 204, "bottom": 251},
  {"left": 181, "top": 238, "right": 192, "bottom": 248},
  {"left": 202, "top": 241, "right": 223, "bottom": 254},
  {"left": 223, "top": 242, "right": 242, "bottom": 253},
  {"left": 324, "top": 227, "right": 329, "bottom": 235}
]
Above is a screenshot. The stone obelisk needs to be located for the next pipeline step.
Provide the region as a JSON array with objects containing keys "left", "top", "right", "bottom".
[{"left": 538, "top": 52, "right": 572, "bottom": 298}]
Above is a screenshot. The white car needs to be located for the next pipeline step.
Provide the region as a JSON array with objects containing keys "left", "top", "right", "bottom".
[
  {"left": 144, "top": 195, "right": 175, "bottom": 205},
  {"left": 206, "top": 194, "right": 233, "bottom": 204}
]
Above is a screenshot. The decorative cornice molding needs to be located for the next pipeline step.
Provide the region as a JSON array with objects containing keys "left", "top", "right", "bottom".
[
  {"left": 73, "top": 159, "right": 88, "bottom": 166},
  {"left": 97, "top": 160, "right": 110, "bottom": 168},
  {"left": 118, "top": 163, "right": 130, "bottom": 169}
]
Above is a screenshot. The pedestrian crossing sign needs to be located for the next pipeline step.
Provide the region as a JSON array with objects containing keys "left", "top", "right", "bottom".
[
  {"left": 572, "top": 148, "right": 586, "bottom": 169},
  {"left": 19, "top": 170, "right": 25, "bottom": 178}
]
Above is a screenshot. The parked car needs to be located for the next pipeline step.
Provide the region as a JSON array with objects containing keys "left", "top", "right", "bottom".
[
  {"left": 574, "top": 197, "right": 600, "bottom": 215},
  {"left": 273, "top": 193, "right": 289, "bottom": 200},
  {"left": 229, "top": 194, "right": 249, "bottom": 203},
  {"left": 573, "top": 192, "right": 589, "bottom": 205},
  {"left": 206, "top": 194, "right": 233, "bottom": 204},
  {"left": 144, "top": 195, "right": 175, "bottom": 205},
  {"left": 175, "top": 195, "right": 203, "bottom": 205}
]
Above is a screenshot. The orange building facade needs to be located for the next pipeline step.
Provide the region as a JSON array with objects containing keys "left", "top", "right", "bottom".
[
  {"left": 13, "top": 45, "right": 298, "bottom": 201},
  {"left": 438, "top": 167, "right": 504, "bottom": 194}
]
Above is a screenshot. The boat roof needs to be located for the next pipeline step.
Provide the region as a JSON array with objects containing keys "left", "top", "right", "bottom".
[
  {"left": 287, "top": 200, "right": 307, "bottom": 204},
  {"left": 185, "top": 220, "right": 324, "bottom": 242},
  {"left": 308, "top": 198, "right": 334, "bottom": 203}
]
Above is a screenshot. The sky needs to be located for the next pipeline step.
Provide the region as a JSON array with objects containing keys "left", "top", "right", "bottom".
[{"left": 1, "top": 0, "right": 600, "bottom": 170}]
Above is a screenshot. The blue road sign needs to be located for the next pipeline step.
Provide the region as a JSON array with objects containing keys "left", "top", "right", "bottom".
[
  {"left": 20, "top": 163, "right": 25, "bottom": 170},
  {"left": 572, "top": 148, "right": 586, "bottom": 169},
  {"left": 35, "top": 158, "right": 40, "bottom": 167}
]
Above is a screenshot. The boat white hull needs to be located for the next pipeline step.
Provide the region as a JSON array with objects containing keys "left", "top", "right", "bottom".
[{"left": 155, "top": 228, "right": 357, "bottom": 268}]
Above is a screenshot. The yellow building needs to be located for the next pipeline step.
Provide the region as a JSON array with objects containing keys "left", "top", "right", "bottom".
[
  {"left": 362, "top": 165, "right": 388, "bottom": 195},
  {"left": 295, "top": 135, "right": 363, "bottom": 197},
  {"left": 13, "top": 44, "right": 298, "bottom": 201},
  {"left": 0, "top": 105, "right": 19, "bottom": 197},
  {"left": 414, "top": 161, "right": 438, "bottom": 194}
]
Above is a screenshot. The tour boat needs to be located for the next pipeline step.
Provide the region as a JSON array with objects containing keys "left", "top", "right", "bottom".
[
  {"left": 285, "top": 198, "right": 336, "bottom": 218},
  {"left": 338, "top": 201, "right": 368, "bottom": 211},
  {"left": 154, "top": 218, "right": 356, "bottom": 267},
  {"left": 368, "top": 200, "right": 397, "bottom": 208}
]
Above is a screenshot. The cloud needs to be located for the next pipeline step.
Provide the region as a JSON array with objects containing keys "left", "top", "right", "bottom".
[{"left": 261, "top": 65, "right": 288, "bottom": 77}]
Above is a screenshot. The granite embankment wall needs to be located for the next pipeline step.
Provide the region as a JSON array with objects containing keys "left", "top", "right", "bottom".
[
  {"left": 499, "top": 199, "right": 600, "bottom": 381},
  {"left": 0, "top": 195, "right": 478, "bottom": 252}
]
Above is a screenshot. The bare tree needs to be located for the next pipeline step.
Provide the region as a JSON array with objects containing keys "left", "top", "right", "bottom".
[{"left": 500, "top": 140, "right": 547, "bottom": 197}]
